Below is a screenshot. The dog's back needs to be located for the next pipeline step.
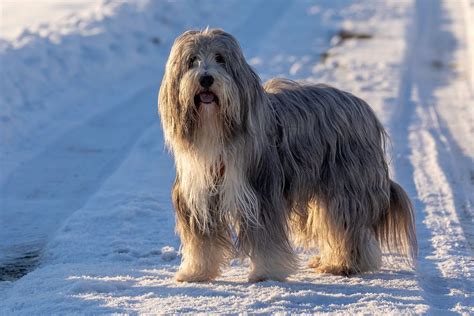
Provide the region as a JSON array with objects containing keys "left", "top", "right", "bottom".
[
  {"left": 263, "top": 78, "right": 389, "bottom": 206},
  {"left": 264, "top": 78, "right": 387, "bottom": 149}
]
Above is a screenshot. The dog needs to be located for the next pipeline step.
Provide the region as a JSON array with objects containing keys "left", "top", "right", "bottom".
[{"left": 158, "top": 28, "right": 417, "bottom": 282}]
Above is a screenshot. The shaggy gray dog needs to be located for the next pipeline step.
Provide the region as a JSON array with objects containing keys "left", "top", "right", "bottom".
[{"left": 158, "top": 28, "right": 417, "bottom": 282}]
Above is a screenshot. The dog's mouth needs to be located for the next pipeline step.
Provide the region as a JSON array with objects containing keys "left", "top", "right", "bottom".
[{"left": 194, "top": 91, "right": 219, "bottom": 108}]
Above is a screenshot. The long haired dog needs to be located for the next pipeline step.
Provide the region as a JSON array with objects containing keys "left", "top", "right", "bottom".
[{"left": 158, "top": 28, "right": 417, "bottom": 282}]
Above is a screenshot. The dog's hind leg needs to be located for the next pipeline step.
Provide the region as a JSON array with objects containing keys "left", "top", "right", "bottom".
[
  {"left": 315, "top": 228, "right": 382, "bottom": 276},
  {"left": 310, "top": 196, "right": 384, "bottom": 276}
]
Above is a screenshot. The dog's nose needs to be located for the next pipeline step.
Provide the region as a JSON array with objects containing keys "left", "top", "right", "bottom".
[{"left": 199, "top": 75, "right": 214, "bottom": 88}]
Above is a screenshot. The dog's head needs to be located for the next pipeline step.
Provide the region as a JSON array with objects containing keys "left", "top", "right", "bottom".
[{"left": 158, "top": 28, "right": 263, "bottom": 150}]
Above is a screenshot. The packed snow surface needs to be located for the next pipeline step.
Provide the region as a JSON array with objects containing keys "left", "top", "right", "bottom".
[{"left": 0, "top": 0, "right": 472, "bottom": 314}]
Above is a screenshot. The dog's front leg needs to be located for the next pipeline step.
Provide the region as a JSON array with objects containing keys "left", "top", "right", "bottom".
[
  {"left": 175, "top": 226, "right": 231, "bottom": 282},
  {"left": 239, "top": 218, "right": 298, "bottom": 282},
  {"left": 172, "top": 181, "right": 232, "bottom": 282}
]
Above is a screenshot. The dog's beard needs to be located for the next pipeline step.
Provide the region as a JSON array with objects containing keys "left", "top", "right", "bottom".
[
  {"left": 172, "top": 72, "right": 262, "bottom": 232},
  {"left": 195, "top": 93, "right": 220, "bottom": 144},
  {"left": 173, "top": 72, "right": 228, "bottom": 229}
]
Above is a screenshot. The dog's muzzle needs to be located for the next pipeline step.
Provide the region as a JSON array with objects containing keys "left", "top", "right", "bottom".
[{"left": 194, "top": 75, "right": 218, "bottom": 110}]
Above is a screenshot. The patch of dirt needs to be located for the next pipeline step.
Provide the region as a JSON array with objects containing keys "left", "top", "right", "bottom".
[
  {"left": 320, "top": 29, "right": 373, "bottom": 63},
  {"left": 333, "top": 29, "right": 373, "bottom": 46},
  {"left": 0, "top": 249, "right": 41, "bottom": 282}
]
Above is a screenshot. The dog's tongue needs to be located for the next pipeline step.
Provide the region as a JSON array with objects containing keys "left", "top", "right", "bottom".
[{"left": 199, "top": 92, "right": 215, "bottom": 103}]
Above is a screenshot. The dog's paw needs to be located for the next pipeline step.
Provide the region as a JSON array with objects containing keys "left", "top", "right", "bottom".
[
  {"left": 248, "top": 270, "right": 287, "bottom": 283},
  {"left": 247, "top": 275, "right": 268, "bottom": 283},
  {"left": 174, "top": 270, "right": 215, "bottom": 283},
  {"left": 307, "top": 256, "right": 321, "bottom": 268},
  {"left": 248, "top": 274, "right": 286, "bottom": 283},
  {"left": 314, "top": 264, "right": 353, "bottom": 277}
]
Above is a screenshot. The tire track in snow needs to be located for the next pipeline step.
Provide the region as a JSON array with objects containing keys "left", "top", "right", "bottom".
[
  {"left": 391, "top": 0, "right": 473, "bottom": 312},
  {"left": 0, "top": 87, "right": 157, "bottom": 280}
]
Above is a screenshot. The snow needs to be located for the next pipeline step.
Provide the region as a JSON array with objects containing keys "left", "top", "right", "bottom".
[
  {"left": 0, "top": 0, "right": 102, "bottom": 40},
  {"left": 1, "top": 0, "right": 473, "bottom": 314}
]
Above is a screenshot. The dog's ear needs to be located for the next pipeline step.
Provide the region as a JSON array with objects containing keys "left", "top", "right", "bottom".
[
  {"left": 159, "top": 30, "right": 198, "bottom": 107},
  {"left": 158, "top": 57, "right": 179, "bottom": 146},
  {"left": 215, "top": 31, "right": 262, "bottom": 89},
  {"left": 158, "top": 31, "right": 198, "bottom": 145},
  {"left": 212, "top": 31, "right": 265, "bottom": 125}
]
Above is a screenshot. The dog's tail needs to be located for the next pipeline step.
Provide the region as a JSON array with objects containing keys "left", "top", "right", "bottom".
[{"left": 375, "top": 180, "right": 417, "bottom": 267}]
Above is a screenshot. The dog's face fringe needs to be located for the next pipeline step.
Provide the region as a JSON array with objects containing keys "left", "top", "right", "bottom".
[{"left": 159, "top": 29, "right": 264, "bottom": 150}]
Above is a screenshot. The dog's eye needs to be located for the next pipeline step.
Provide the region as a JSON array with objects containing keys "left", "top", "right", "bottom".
[
  {"left": 215, "top": 53, "right": 225, "bottom": 65},
  {"left": 188, "top": 56, "right": 197, "bottom": 68}
]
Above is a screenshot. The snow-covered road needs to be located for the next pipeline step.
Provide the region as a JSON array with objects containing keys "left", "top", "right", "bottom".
[{"left": 0, "top": 0, "right": 472, "bottom": 314}]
